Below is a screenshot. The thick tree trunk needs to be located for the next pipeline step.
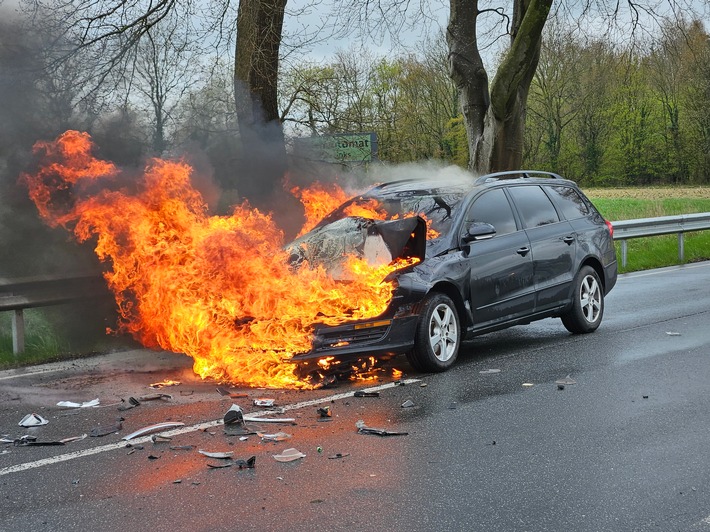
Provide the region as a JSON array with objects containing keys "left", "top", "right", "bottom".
[
  {"left": 448, "top": 0, "right": 551, "bottom": 174},
  {"left": 233, "top": 0, "right": 288, "bottom": 202}
]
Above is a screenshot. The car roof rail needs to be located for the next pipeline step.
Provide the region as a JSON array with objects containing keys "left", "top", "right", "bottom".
[{"left": 474, "top": 170, "right": 564, "bottom": 184}]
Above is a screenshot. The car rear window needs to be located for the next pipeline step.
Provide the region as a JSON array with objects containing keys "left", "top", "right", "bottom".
[
  {"left": 545, "top": 185, "right": 590, "bottom": 220},
  {"left": 508, "top": 185, "right": 560, "bottom": 228}
]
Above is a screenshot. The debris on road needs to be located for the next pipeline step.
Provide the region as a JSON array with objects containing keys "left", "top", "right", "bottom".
[
  {"left": 170, "top": 445, "right": 195, "bottom": 451},
  {"left": 666, "top": 331, "right": 681, "bottom": 336},
  {"left": 235, "top": 456, "right": 256, "bottom": 469},
  {"left": 401, "top": 399, "right": 415, "bottom": 408},
  {"left": 356, "top": 420, "right": 408, "bottom": 437},
  {"left": 354, "top": 391, "right": 380, "bottom": 398},
  {"left": 122, "top": 422, "right": 185, "bottom": 441},
  {"left": 243, "top": 415, "right": 296, "bottom": 424},
  {"left": 207, "top": 462, "right": 232, "bottom": 468},
  {"left": 259, "top": 431, "right": 291, "bottom": 442},
  {"left": 317, "top": 406, "right": 332, "bottom": 421},
  {"left": 151, "top": 434, "right": 172, "bottom": 443},
  {"left": 223, "top": 404, "right": 244, "bottom": 425},
  {"left": 479, "top": 369, "right": 501, "bottom": 375},
  {"left": 90, "top": 421, "right": 123, "bottom": 437},
  {"left": 56, "top": 398, "right": 100, "bottom": 408},
  {"left": 117, "top": 397, "right": 141, "bottom": 411},
  {"left": 273, "top": 448, "right": 306, "bottom": 462},
  {"left": 199, "top": 449, "right": 234, "bottom": 459},
  {"left": 150, "top": 380, "right": 181, "bottom": 389},
  {"left": 216, "top": 387, "right": 248, "bottom": 398},
  {"left": 139, "top": 393, "right": 172, "bottom": 402},
  {"left": 522, "top": 382, "right": 534, "bottom": 387},
  {"left": 328, "top": 453, "right": 350, "bottom": 459},
  {"left": 253, "top": 398, "right": 275, "bottom": 407},
  {"left": 18, "top": 413, "right": 49, "bottom": 427},
  {"left": 555, "top": 375, "right": 577, "bottom": 386}
]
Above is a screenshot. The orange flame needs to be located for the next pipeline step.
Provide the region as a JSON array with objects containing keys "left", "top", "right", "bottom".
[{"left": 22, "top": 131, "right": 412, "bottom": 389}]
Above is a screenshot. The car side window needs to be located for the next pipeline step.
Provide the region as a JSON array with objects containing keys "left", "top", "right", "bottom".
[
  {"left": 508, "top": 186, "right": 560, "bottom": 228},
  {"left": 465, "top": 189, "right": 518, "bottom": 236},
  {"left": 545, "top": 185, "right": 590, "bottom": 220}
]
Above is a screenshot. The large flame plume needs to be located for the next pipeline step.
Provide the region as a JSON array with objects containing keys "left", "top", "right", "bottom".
[{"left": 22, "top": 131, "right": 409, "bottom": 388}]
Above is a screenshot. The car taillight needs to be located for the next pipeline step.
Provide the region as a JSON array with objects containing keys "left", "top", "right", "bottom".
[{"left": 605, "top": 220, "right": 614, "bottom": 238}]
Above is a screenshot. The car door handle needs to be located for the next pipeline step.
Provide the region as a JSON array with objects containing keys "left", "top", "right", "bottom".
[
  {"left": 563, "top": 236, "right": 575, "bottom": 245},
  {"left": 516, "top": 246, "right": 530, "bottom": 256}
]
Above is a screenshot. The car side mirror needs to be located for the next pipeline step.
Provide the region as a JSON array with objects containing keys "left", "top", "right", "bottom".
[{"left": 462, "top": 222, "right": 496, "bottom": 243}]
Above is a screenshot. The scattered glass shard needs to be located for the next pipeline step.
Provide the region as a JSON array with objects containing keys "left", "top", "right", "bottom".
[
  {"left": 479, "top": 369, "right": 501, "bottom": 375},
  {"left": 401, "top": 399, "right": 415, "bottom": 408},
  {"left": 253, "top": 398, "right": 275, "bottom": 407}
]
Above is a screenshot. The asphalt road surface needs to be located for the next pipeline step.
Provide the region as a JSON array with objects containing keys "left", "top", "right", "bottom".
[{"left": 1, "top": 261, "right": 710, "bottom": 532}]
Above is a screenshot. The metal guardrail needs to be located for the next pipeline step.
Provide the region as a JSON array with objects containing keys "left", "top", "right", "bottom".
[
  {"left": 0, "top": 274, "right": 111, "bottom": 355},
  {"left": 612, "top": 212, "right": 710, "bottom": 268}
]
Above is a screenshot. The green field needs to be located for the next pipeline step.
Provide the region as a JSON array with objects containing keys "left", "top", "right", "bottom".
[{"left": 584, "top": 187, "right": 710, "bottom": 273}]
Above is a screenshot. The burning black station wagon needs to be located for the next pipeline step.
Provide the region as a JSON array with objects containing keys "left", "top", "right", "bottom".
[{"left": 287, "top": 170, "right": 617, "bottom": 374}]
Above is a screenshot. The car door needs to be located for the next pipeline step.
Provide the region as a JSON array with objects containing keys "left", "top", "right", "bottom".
[
  {"left": 461, "top": 188, "right": 535, "bottom": 328},
  {"left": 507, "top": 185, "right": 577, "bottom": 312}
]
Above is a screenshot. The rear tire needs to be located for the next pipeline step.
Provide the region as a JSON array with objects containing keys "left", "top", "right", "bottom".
[
  {"left": 561, "top": 265, "right": 604, "bottom": 334},
  {"left": 406, "top": 292, "right": 460, "bottom": 372}
]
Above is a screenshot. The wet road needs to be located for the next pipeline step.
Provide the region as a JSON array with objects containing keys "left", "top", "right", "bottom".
[{"left": 1, "top": 262, "right": 710, "bottom": 532}]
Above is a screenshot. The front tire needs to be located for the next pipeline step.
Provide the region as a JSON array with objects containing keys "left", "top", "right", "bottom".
[
  {"left": 406, "top": 292, "right": 461, "bottom": 372},
  {"left": 561, "top": 265, "right": 604, "bottom": 334}
]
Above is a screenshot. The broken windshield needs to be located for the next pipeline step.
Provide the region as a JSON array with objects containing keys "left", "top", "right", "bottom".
[{"left": 316, "top": 189, "right": 465, "bottom": 238}]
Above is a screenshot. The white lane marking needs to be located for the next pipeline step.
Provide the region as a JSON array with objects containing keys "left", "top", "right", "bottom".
[
  {"left": 620, "top": 261, "right": 710, "bottom": 280},
  {"left": 0, "top": 378, "right": 419, "bottom": 477}
]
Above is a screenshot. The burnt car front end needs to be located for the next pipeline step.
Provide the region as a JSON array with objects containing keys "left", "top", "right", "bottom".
[{"left": 285, "top": 180, "right": 469, "bottom": 377}]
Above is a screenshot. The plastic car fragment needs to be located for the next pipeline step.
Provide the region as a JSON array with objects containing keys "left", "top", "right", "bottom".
[
  {"left": 139, "top": 393, "right": 172, "bottom": 401},
  {"left": 122, "top": 422, "right": 185, "bottom": 441},
  {"left": 56, "top": 398, "right": 100, "bottom": 408},
  {"left": 253, "top": 398, "right": 275, "bottom": 407},
  {"left": 401, "top": 399, "right": 415, "bottom": 408},
  {"left": 223, "top": 404, "right": 244, "bottom": 425},
  {"left": 117, "top": 397, "right": 141, "bottom": 411},
  {"left": 355, "top": 420, "right": 408, "bottom": 437},
  {"left": 259, "top": 431, "right": 292, "bottom": 442},
  {"left": 234, "top": 456, "right": 256, "bottom": 469},
  {"left": 354, "top": 390, "right": 380, "bottom": 398},
  {"left": 273, "top": 448, "right": 306, "bottom": 462},
  {"left": 199, "top": 449, "right": 234, "bottom": 459},
  {"left": 243, "top": 415, "right": 296, "bottom": 424},
  {"left": 90, "top": 421, "right": 122, "bottom": 437},
  {"left": 18, "top": 413, "right": 49, "bottom": 427}
]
